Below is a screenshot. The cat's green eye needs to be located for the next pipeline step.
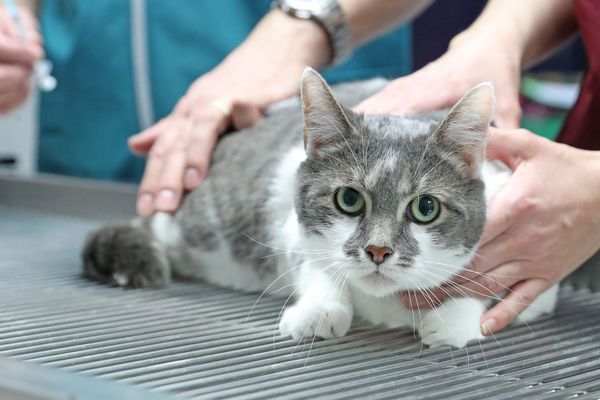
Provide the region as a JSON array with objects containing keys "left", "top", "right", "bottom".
[
  {"left": 408, "top": 195, "right": 440, "bottom": 224},
  {"left": 335, "top": 187, "right": 365, "bottom": 215}
]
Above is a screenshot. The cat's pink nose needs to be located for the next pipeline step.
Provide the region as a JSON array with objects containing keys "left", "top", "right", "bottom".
[{"left": 365, "top": 245, "right": 393, "bottom": 265}]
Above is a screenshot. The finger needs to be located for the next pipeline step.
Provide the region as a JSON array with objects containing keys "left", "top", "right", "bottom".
[
  {"left": 137, "top": 121, "right": 183, "bottom": 215},
  {"left": 155, "top": 149, "right": 187, "bottom": 213},
  {"left": 1, "top": 7, "right": 42, "bottom": 48},
  {"left": 402, "top": 286, "right": 448, "bottom": 309},
  {"left": 450, "top": 262, "right": 522, "bottom": 300},
  {"left": 480, "top": 278, "right": 548, "bottom": 335},
  {"left": 183, "top": 122, "right": 217, "bottom": 190},
  {"left": 24, "top": 33, "right": 44, "bottom": 58},
  {"left": 485, "top": 127, "right": 538, "bottom": 169},
  {"left": 401, "top": 258, "right": 496, "bottom": 308},
  {"left": 128, "top": 119, "right": 169, "bottom": 156},
  {"left": 25, "top": 28, "right": 43, "bottom": 45},
  {"left": 461, "top": 231, "right": 517, "bottom": 279},
  {"left": 16, "top": 22, "right": 44, "bottom": 59},
  {"left": 17, "top": 9, "right": 44, "bottom": 57},
  {"left": 452, "top": 267, "right": 485, "bottom": 287},
  {"left": 181, "top": 105, "right": 228, "bottom": 189},
  {"left": 486, "top": 128, "right": 519, "bottom": 167},
  {"left": 137, "top": 152, "right": 164, "bottom": 216},
  {"left": 19, "top": 8, "right": 41, "bottom": 33},
  {"left": 0, "top": 82, "right": 28, "bottom": 113},
  {"left": 0, "top": 34, "right": 37, "bottom": 64},
  {"left": 402, "top": 261, "right": 520, "bottom": 308},
  {"left": 0, "top": 11, "right": 18, "bottom": 37},
  {"left": 0, "top": 64, "right": 29, "bottom": 91},
  {"left": 154, "top": 121, "right": 191, "bottom": 213},
  {"left": 130, "top": 130, "right": 162, "bottom": 156}
]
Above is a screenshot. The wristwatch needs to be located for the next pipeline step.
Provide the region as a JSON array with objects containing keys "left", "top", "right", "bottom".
[{"left": 272, "top": 0, "right": 353, "bottom": 65}]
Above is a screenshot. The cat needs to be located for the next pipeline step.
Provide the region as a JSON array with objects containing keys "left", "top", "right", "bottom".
[{"left": 82, "top": 68, "right": 558, "bottom": 348}]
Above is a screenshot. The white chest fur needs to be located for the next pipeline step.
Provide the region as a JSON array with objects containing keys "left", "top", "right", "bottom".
[{"left": 349, "top": 287, "right": 415, "bottom": 328}]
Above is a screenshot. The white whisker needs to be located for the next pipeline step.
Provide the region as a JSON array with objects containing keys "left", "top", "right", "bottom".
[{"left": 245, "top": 254, "right": 336, "bottom": 325}]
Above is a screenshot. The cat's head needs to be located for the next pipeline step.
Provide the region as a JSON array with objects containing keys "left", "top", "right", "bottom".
[{"left": 295, "top": 68, "right": 494, "bottom": 297}]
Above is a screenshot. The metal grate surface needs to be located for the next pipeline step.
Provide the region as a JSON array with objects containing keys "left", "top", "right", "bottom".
[{"left": 1, "top": 205, "right": 600, "bottom": 400}]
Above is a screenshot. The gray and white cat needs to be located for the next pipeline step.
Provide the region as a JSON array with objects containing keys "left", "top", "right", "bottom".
[{"left": 83, "top": 68, "right": 557, "bottom": 348}]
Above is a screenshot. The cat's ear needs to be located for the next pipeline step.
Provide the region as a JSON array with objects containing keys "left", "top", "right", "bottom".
[
  {"left": 301, "top": 67, "right": 353, "bottom": 159},
  {"left": 435, "top": 82, "right": 495, "bottom": 175}
]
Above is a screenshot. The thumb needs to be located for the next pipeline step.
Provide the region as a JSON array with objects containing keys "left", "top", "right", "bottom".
[
  {"left": 486, "top": 128, "right": 533, "bottom": 170},
  {"left": 0, "top": 34, "right": 37, "bottom": 64}
]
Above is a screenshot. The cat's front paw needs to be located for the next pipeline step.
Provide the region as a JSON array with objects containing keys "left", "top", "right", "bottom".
[
  {"left": 279, "top": 302, "right": 352, "bottom": 340},
  {"left": 419, "top": 298, "right": 486, "bottom": 348}
]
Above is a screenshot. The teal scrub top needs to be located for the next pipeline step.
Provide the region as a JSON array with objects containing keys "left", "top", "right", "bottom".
[{"left": 38, "top": 0, "right": 412, "bottom": 182}]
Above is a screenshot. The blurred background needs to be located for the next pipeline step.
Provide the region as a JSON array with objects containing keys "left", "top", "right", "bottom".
[{"left": 0, "top": 0, "right": 587, "bottom": 179}]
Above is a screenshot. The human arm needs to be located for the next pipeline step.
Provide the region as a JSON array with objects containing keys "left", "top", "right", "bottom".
[
  {"left": 404, "top": 128, "right": 600, "bottom": 335},
  {"left": 0, "top": 0, "right": 42, "bottom": 113},
  {"left": 381, "top": 0, "right": 594, "bottom": 334},
  {"left": 355, "top": 0, "right": 578, "bottom": 128},
  {"left": 130, "top": 0, "right": 434, "bottom": 216}
]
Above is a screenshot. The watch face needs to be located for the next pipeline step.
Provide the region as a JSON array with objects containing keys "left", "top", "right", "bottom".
[{"left": 284, "top": 0, "right": 329, "bottom": 14}]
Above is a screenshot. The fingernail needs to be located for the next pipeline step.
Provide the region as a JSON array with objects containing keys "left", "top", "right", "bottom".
[
  {"left": 481, "top": 318, "right": 497, "bottom": 336},
  {"left": 184, "top": 167, "right": 202, "bottom": 188},
  {"left": 137, "top": 193, "right": 154, "bottom": 215},
  {"left": 156, "top": 189, "right": 177, "bottom": 210}
]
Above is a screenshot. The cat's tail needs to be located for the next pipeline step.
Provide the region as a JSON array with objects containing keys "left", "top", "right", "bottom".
[{"left": 82, "top": 219, "right": 171, "bottom": 289}]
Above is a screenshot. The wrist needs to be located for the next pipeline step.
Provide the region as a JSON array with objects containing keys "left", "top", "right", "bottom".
[
  {"left": 253, "top": 9, "right": 331, "bottom": 68},
  {"left": 207, "top": 9, "right": 331, "bottom": 106}
]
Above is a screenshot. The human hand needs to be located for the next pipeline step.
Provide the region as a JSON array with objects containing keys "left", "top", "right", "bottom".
[
  {"left": 0, "top": 5, "right": 43, "bottom": 113},
  {"left": 402, "top": 128, "right": 600, "bottom": 335},
  {"left": 129, "top": 10, "right": 329, "bottom": 216},
  {"left": 355, "top": 29, "right": 522, "bottom": 129}
]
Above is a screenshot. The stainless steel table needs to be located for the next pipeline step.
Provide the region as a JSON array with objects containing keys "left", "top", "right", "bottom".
[{"left": 1, "top": 172, "right": 599, "bottom": 400}]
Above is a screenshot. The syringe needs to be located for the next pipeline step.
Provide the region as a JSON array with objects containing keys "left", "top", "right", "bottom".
[{"left": 3, "top": 0, "right": 56, "bottom": 92}]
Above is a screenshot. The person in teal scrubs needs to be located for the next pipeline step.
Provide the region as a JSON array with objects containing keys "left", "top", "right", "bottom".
[
  {"left": 34, "top": 0, "right": 412, "bottom": 182},
  {"left": 0, "top": 0, "right": 425, "bottom": 215}
]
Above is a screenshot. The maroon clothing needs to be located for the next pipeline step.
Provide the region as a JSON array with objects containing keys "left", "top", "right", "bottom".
[{"left": 556, "top": 0, "right": 600, "bottom": 149}]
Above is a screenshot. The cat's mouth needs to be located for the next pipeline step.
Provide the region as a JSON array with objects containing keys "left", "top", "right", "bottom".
[
  {"left": 363, "top": 271, "right": 395, "bottom": 284},
  {"left": 349, "top": 268, "right": 404, "bottom": 297}
]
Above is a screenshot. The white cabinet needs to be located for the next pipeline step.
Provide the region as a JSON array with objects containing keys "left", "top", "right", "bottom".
[{"left": 0, "top": 92, "right": 37, "bottom": 175}]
